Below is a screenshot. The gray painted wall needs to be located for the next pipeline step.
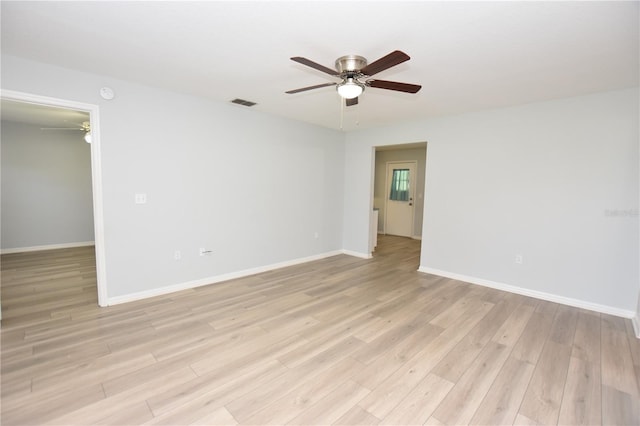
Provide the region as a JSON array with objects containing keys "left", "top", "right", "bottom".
[
  {"left": 1, "top": 55, "right": 345, "bottom": 300},
  {"left": 374, "top": 147, "right": 426, "bottom": 237},
  {"left": 1, "top": 120, "right": 94, "bottom": 249},
  {"left": 345, "top": 88, "right": 639, "bottom": 314},
  {"left": 1, "top": 54, "right": 637, "bottom": 318}
]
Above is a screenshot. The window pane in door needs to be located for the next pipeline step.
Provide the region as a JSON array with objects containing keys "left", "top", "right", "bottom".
[{"left": 389, "top": 169, "right": 410, "bottom": 201}]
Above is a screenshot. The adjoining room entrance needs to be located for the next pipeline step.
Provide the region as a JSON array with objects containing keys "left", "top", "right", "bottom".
[
  {"left": 385, "top": 161, "right": 417, "bottom": 237},
  {"left": 371, "top": 142, "right": 427, "bottom": 262},
  {"left": 1, "top": 91, "right": 107, "bottom": 314}
]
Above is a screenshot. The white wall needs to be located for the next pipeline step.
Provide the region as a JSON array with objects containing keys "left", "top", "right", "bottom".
[
  {"left": 1, "top": 55, "right": 345, "bottom": 301},
  {"left": 3, "top": 54, "right": 638, "bottom": 318},
  {"left": 374, "top": 147, "right": 427, "bottom": 237},
  {"left": 1, "top": 120, "right": 94, "bottom": 250},
  {"left": 636, "top": 290, "right": 640, "bottom": 336},
  {"left": 345, "top": 88, "right": 639, "bottom": 315}
]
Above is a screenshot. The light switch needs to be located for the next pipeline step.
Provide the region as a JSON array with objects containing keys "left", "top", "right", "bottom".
[{"left": 135, "top": 193, "right": 147, "bottom": 204}]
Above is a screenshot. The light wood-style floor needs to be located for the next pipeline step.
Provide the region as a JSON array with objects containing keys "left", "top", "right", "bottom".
[{"left": 1, "top": 236, "right": 639, "bottom": 425}]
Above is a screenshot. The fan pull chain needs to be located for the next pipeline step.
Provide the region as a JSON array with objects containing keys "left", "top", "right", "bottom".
[{"left": 340, "top": 97, "right": 345, "bottom": 130}]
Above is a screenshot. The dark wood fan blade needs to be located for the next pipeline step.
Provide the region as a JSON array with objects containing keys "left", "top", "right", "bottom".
[
  {"left": 366, "top": 79, "right": 422, "bottom": 93},
  {"left": 346, "top": 97, "right": 358, "bottom": 107},
  {"left": 286, "top": 82, "right": 336, "bottom": 94},
  {"left": 290, "top": 57, "right": 338, "bottom": 75},
  {"left": 360, "top": 50, "right": 410, "bottom": 76}
]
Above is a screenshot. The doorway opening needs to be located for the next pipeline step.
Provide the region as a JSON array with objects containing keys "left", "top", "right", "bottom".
[
  {"left": 0, "top": 91, "right": 107, "bottom": 312},
  {"left": 372, "top": 142, "right": 427, "bottom": 262}
]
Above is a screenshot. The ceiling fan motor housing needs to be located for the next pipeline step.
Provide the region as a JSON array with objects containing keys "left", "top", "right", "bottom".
[{"left": 335, "top": 55, "right": 367, "bottom": 74}]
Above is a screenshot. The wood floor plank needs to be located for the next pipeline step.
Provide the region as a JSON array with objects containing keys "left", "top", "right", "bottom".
[
  {"left": 601, "top": 384, "right": 640, "bottom": 425},
  {"left": 225, "top": 338, "right": 365, "bottom": 423},
  {"left": 380, "top": 373, "right": 454, "bottom": 425},
  {"left": 333, "top": 405, "right": 381, "bottom": 426},
  {"left": 571, "top": 310, "right": 601, "bottom": 363},
  {"left": 93, "top": 400, "right": 155, "bottom": 426},
  {"left": 431, "top": 341, "right": 511, "bottom": 425},
  {"left": 558, "top": 356, "right": 601, "bottom": 425},
  {"left": 1, "top": 383, "right": 106, "bottom": 425},
  {"left": 286, "top": 379, "right": 370, "bottom": 425},
  {"left": 510, "top": 311, "right": 554, "bottom": 365},
  {"left": 146, "top": 358, "right": 286, "bottom": 418},
  {"left": 146, "top": 359, "right": 287, "bottom": 423},
  {"left": 513, "top": 413, "right": 539, "bottom": 425},
  {"left": 625, "top": 319, "right": 640, "bottom": 367},
  {"left": 30, "top": 348, "right": 158, "bottom": 394},
  {"left": 431, "top": 297, "right": 519, "bottom": 383},
  {"left": 548, "top": 304, "right": 579, "bottom": 345},
  {"left": 46, "top": 366, "right": 198, "bottom": 425},
  {"left": 2, "top": 237, "right": 639, "bottom": 425},
  {"left": 601, "top": 321, "right": 639, "bottom": 397},
  {"left": 356, "top": 299, "right": 494, "bottom": 419},
  {"left": 187, "top": 406, "right": 238, "bottom": 426},
  {"left": 491, "top": 303, "right": 535, "bottom": 347},
  {"left": 236, "top": 356, "right": 365, "bottom": 424},
  {"left": 350, "top": 322, "right": 444, "bottom": 390},
  {"left": 469, "top": 356, "right": 536, "bottom": 425},
  {"left": 518, "top": 340, "right": 572, "bottom": 425}
]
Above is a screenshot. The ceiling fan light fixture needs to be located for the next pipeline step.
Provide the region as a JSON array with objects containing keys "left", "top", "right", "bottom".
[
  {"left": 84, "top": 132, "right": 92, "bottom": 144},
  {"left": 337, "top": 78, "right": 364, "bottom": 99}
]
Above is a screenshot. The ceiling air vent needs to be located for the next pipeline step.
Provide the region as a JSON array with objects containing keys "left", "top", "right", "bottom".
[{"left": 231, "top": 98, "right": 257, "bottom": 107}]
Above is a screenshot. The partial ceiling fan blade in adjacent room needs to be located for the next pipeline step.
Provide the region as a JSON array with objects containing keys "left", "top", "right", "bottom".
[
  {"left": 360, "top": 50, "right": 410, "bottom": 76},
  {"left": 40, "top": 127, "right": 83, "bottom": 130},
  {"left": 366, "top": 79, "right": 422, "bottom": 93},
  {"left": 285, "top": 82, "right": 337, "bottom": 94},
  {"left": 290, "top": 57, "right": 338, "bottom": 75}
]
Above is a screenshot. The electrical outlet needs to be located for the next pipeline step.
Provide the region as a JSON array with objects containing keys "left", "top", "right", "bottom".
[
  {"left": 515, "top": 254, "right": 523, "bottom": 264},
  {"left": 135, "top": 193, "right": 147, "bottom": 204},
  {"left": 174, "top": 250, "right": 181, "bottom": 261}
]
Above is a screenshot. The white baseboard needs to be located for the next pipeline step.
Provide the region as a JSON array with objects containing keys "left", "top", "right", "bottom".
[
  {"left": 633, "top": 314, "right": 640, "bottom": 338},
  {"left": 341, "top": 249, "right": 372, "bottom": 259},
  {"left": 1, "top": 241, "right": 95, "bottom": 254},
  {"left": 108, "top": 250, "right": 344, "bottom": 306},
  {"left": 418, "top": 266, "right": 636, "bottom": 320},
  {"left": 412, "top": 235, "right": 422, "bottom": 241}
]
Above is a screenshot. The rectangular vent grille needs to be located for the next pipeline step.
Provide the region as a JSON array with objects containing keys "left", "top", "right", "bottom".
[{"left": 231, "top": 98, "right": 257, "bottom": 107}]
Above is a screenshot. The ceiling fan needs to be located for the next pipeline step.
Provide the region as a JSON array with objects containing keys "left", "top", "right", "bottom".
[
  {"left": 41, "top": 121, "right": 92, "bottom": 143},
  {"left": 286, "top": 50, "right": 421, "bottom": 106},
  {"left": 41, "top": 121, "right": 91, "bottom": 132}
]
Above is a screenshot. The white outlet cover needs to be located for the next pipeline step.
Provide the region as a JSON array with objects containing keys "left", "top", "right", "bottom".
[{"left": 135, "top": 193, "right": 147, "bottom": 204}]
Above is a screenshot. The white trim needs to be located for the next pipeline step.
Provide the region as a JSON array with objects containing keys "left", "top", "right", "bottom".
[
  {"left": 0, "top": 90, "right": 108, "bottom": 307},
  {"left": 418, "top": 266, "right": 636, "bottom": 319},
  {"left": 412, "top": 235, "right": 422, "bottom": 241},
  {"left": 633, "top": 314, "right": 640, "bottom": 339},
  {"left": 108, "top": 250, "right": 344, "bottom": 305},
  {"left": 1, "top": 241, "right": 95, "bottom": 254},
  {"left": 342, "top": 249, "right": 373, "bottom": 259}
]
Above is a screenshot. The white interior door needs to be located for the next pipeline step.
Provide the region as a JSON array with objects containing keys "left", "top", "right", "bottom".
[{"left": 385, "top": 161, "right": 416, "bottom": 237}]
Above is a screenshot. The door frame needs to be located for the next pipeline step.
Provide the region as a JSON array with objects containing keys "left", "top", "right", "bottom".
[
  {"left": 1, "top": 89, "right": 108, "bottom": 307},
  {"left": 383, "top": 160, "right": 417, "bottom": 237}
]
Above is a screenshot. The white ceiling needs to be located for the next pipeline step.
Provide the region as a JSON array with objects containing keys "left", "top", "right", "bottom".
[{"left": 1, "top": 1, "right": 638, "bottom": 131}]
